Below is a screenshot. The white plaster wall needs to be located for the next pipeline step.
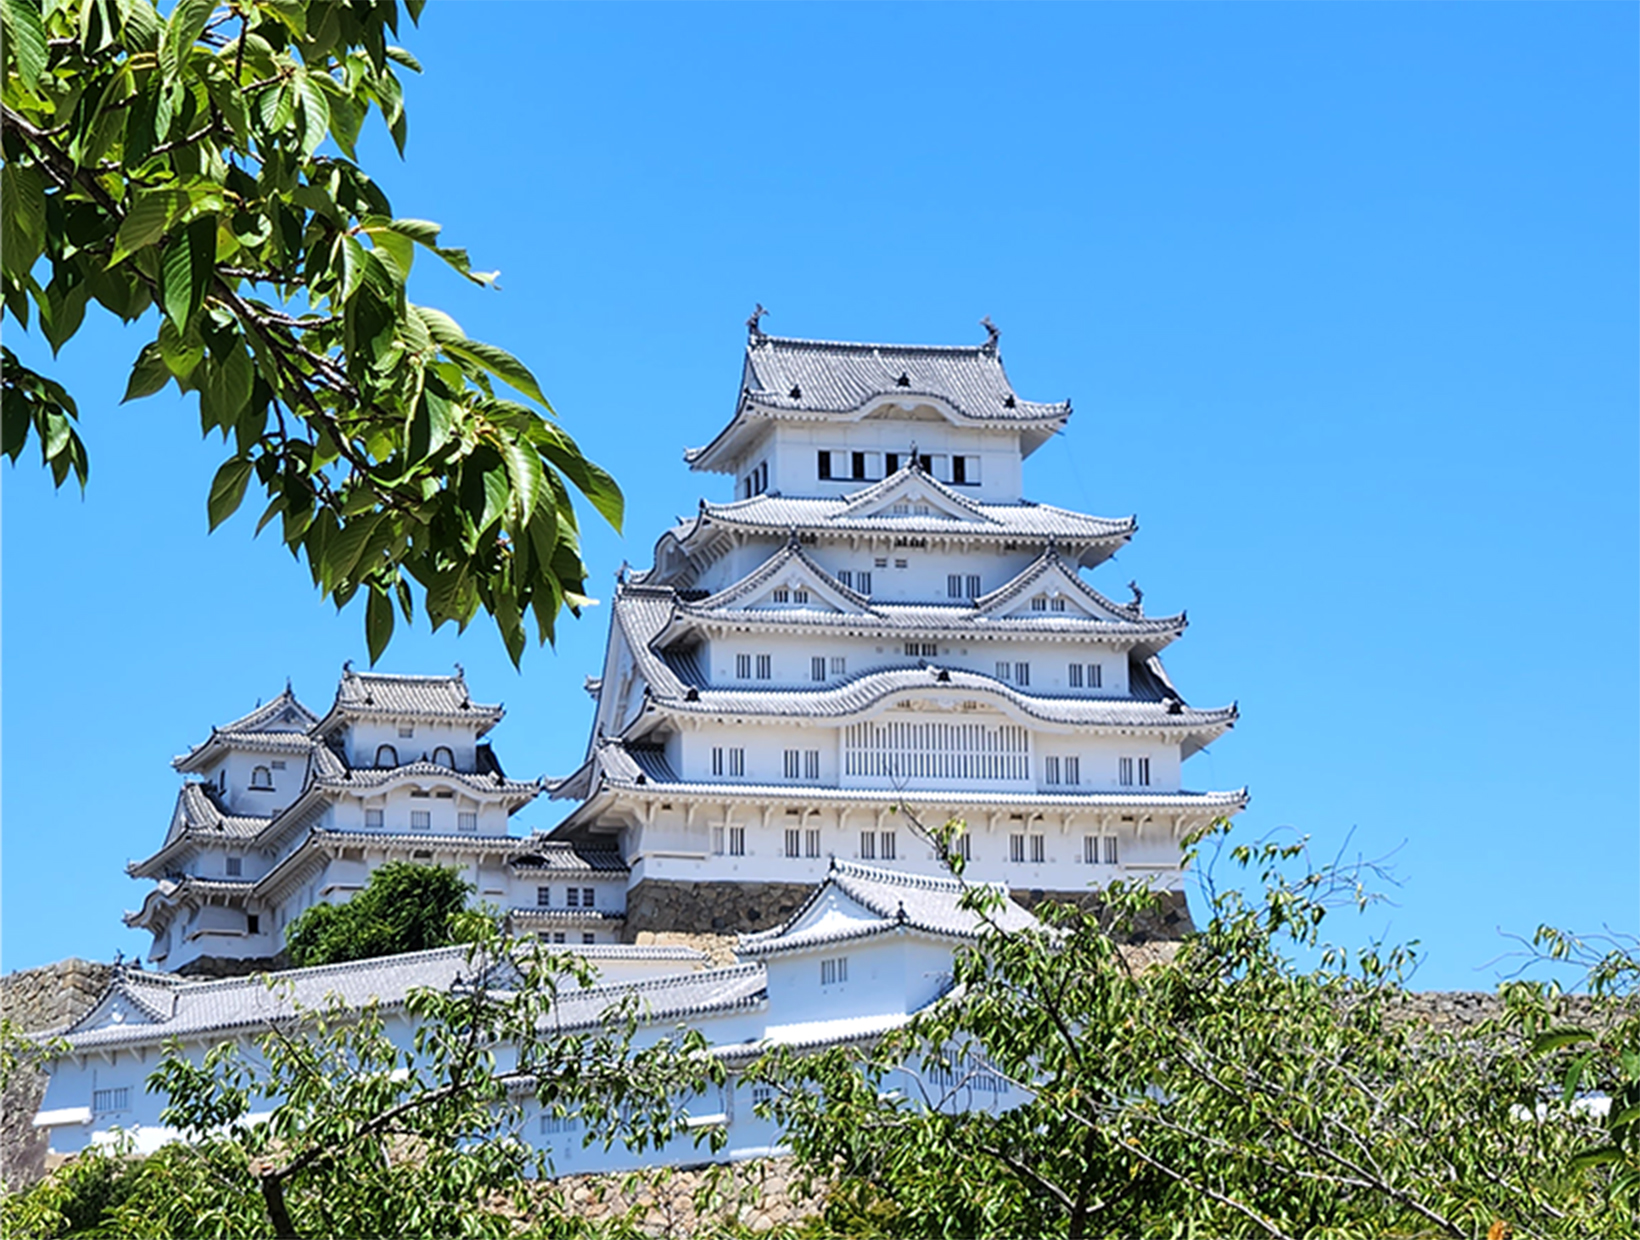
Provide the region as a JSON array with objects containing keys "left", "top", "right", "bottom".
[
  {"left": 211, "top": 751, "right": 302, "bottom": 817},
  {"left": 736, "top": 418, "right": 1025, "bottom": 502},
  {"left": 341, "top": 719, "right": 482, "bottom": 771}
]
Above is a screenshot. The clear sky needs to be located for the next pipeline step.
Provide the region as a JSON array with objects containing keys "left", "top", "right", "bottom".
[{"left": 4, "top": 3, "right": 1635, "bottom": 986}]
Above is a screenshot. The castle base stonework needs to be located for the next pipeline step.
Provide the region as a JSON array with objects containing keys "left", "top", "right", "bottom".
[{"left": 622, "top": 880, "right": 815, "bottom": 939}]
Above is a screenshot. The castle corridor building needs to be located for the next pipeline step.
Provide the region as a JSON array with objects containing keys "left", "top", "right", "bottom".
[{"left": 548, "top": 322, "right": 1247, "bottom": 935}]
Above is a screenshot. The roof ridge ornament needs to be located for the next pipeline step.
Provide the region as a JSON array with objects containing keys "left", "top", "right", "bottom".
[
  {"left": 980, "top": 315, "right": 1000, "bottom": 353},
  {"left": 1127, "top": 580, "right": 1144, "bottom": 614},
  {"left": 746, "top": 303, "right": 767, "bottom": 340}
]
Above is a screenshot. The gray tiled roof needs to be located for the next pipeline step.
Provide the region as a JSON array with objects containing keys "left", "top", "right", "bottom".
[
  {"left": 739, "top": 860, "right": 1036, "bottom": 957},
  {"left": 211, "top": 687, "right": 318, "bottom": 736},
  {"left": 58, "top": 944, "right": 721, "bottom": 1049},
  {"left": 318, "top": 667, "right": 505, "bottom": 730},
  {"left": 173, "top": 687, "right": 321, "bottom": 771},
  {"left": 692, "top": 490, "right": 1133, "bottom": 543},
  {"left": 178, "top": 784, "right": 272, "bottom": 839},
  {"left": 693, "top": 539, "right": 870, "bottom": 612},
  {"left": 504, "top": 908, "right": 626, "bottom": 923},
  {"left": 313, "top": 761, "right": 540, "bottom": 799},
  {"left": 545, "top": 962, "right": 766, "bottom": 1033}
]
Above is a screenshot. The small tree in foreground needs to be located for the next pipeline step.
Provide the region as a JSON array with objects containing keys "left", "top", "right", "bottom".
[
  {"left": 282, "top": 861, "right": 469, "bottom": 967},
  {"left": 3, "top": 919, "right": 727, "bottom": 1240},
  {"left": 750, "top": 818, "right": 1639, "bottom": 1240}
]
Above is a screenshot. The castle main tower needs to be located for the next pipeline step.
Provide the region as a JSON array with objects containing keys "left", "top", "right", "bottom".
[{"left": 549, "top": 318, "right": 1245, "bottom": 937}]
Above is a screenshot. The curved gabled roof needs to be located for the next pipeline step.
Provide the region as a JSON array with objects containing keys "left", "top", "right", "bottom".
[
  {"left": 312, "top": 666, "right": 505, "bottom": 737},
  {"left": 172, "top": 686, "right": 319, "bottom": 772},
  {"left": 686, "top": 332, "right": 1072, "bottom": 472}
]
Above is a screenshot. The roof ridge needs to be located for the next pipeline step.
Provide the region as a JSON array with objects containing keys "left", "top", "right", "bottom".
[{"left": 750, "top": 334, "right": 994, "bottom": 357}]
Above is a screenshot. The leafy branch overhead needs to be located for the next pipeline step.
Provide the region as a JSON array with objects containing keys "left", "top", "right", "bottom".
[{"left": 0, "top": 0, "right": 622, "bottom": 665}]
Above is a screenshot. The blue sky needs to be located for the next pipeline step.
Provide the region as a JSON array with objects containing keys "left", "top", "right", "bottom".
[{"left": 5, "top": 3, "right": 1635, "bottom": 986}]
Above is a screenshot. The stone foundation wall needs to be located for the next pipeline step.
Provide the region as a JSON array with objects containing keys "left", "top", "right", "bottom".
[
  {"left": 2, "top": 958, "right": 114, "bottom": 1189},
  {"left": 174, "top": 953, "right": 285, "bottom": 979},
  {"left": 544, "top": 1157, "right": 819, "bottom": 1236},
  {"left": 622, "top": 880, "right": 815, "bottom": 938},
  {"left": 1008, "top": 887, "right": 1194, "bottom": 941}
]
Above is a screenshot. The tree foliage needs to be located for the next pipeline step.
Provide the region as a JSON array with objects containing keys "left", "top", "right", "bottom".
[
  {"left": 750, "top": 819, "right": 1640, "bottom": 1240},
  {"left": 282, "top": 860, "right": 468, "bottom": 967},
  {"left": 0, "top": 0, "right": 622, "bottom": 665},
  {"left": 2, "top": 921, "right": 727, "bottom": 1239}
]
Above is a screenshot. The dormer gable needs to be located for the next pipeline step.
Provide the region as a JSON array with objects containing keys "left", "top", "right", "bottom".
[
  {"left": 65, "top": 975, "right": 176, "bottom": 1034},
  {"left": 836, "top": 463, "right": 999, "bottom": 526},
  {"left": 690, "top": 540, "right": 871, "bottom": 616},
  {"left": 975, "top": 548, "right": 1172, "bottom": 625}
]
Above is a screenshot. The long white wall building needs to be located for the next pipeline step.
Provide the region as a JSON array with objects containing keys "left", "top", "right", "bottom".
[{"left": 548, "top": 319, "right": 1246, "bottom": 936}]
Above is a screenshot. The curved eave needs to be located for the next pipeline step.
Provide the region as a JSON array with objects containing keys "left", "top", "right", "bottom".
[
  {"left": 656, "top": 607, "right": 1185, "bottom": 655},
  {"left": 309, "top": 703, "right": 505, "bottom": 741},
  {"left": 686, "top": 392, "right": 1070, "bottom": 475},
  {"left": 172, "top": 732, "right": 314, "bottom": 773},
  {"left": 640, "top": 668, "right": 1238, "bottom": 734},
  {"left": 312, "top": 766, "right": 541, "bottom": 809},
  {"left": 603, "top": 778, "right": 1249, "bottom": 813}
]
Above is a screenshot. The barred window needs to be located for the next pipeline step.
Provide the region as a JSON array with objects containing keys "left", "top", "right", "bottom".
[
  {"left": 729, "top": 827, "right": 746, "bottom": 856},
  {"left": 858, "top": 571, "right": 872, "bottom": 594},
  {"left": 966, "top": 574, "right": 981, "bottom": 598},
  {"left": 793, "top": 588, "right": 809, "bottom": 604},
  {"left": 538, "top": 886, "right": 551, "bottom": 906},
  {"left": 804, "top": 749, "right": 820, "bottom": 780},
  {"left": 1064, "top": 757, "right": 1080, "bottom": 786},
  {"left": 1009, "top": 833, "right": 1026, "bottom": 863},
  {"left": 365, "top": 808, "right": 384, "bottom": 828},
  {"left": 712, "top": 746, "right": 725, "bottom": 776},
  {"left": 772, "top": 587, "right": 790, "bottom": 603},
  {"left": 1015, "top": 662, "right": 1030, "bottom": 686},
  {"left": 1044, "top": 756, "right": 1061, "bottom": 785},
  {"left": 92, "top": 1087, "right": 130, "bottom": 1114},
  {"left": 784, "top": 749, "right": 801, "bottom": 779},
  {"left": 880, "top": 831, "right": 897, "bottom": 861},
  {"left": 1089, "top": 663, "right": 1103, "bottom": 688},
  {"left": 1105, "top": 835, "right": 1120, "bottom": 865},
  {"left": 820, "top": 957, "right": 848, "bottom": 986},
  {"left": 1050, "top": 597, "right": 1067, "bottom": 612},
  {"left": 804, "top": 828, "right": 821, "bottom": 858},
  {"left": 1030, "top": 834, "right": 1046, "bottom": 864},
  {"left": 410, "top": 810, "right": 430, "bottom": 830},
  {"left": 728, "top": 748, "right": 745, "bottom": 777},
  {"left": 226, "top": 856, "right": 242, "bottom": 877},
  {"left": 838, "top": 570, "right": 853, "bottom": 588},
  {"left": 582, "top": 888, "right": 595, "bottom": 908},
  {"left": 860, "top": 831, "right": 876, "bottom": 860},
  {"left": 1030, "top": 596, "right": 1047, "bottom": 612},
  {"left": 786, "top": 829, "right": 802, "bottom": 858},
  {"left": 812, "top": 656, "right": 826, "bottom": 681},
  {"left": 948, "top": 574, "right": 964, "bottom": 599},
  {"left": 996, "top": 661, "right": 1011, "bottom": 681},
  {"left": 458, "top": 812, "right": 477, "bottom": 831},
  {"left": 566, "top": 887, "right": 580, "bottom": 908},
  {"left": 1068, "top": 663, "right": 1083, "bottom": 688},
  {"left": 755, "top": 654, "right": 772, "bottom": 679},
  {"left": 736, "top": 654, "right": 752, "bottom": 679}
]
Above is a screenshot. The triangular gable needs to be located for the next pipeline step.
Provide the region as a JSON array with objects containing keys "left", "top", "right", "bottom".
[
  {"left": 836, "top": 466, "right": 999, "bottom": 526},
  {"left": 974, "top": 550, "right": 1136, "bottom": 623},
  {"left": 774, "top": 884, "right": 889, "bottom": 944},
  {"left": 218, "top": 688, "right": 317, "bottom": 736},
  {"left": 65, "top": 980, "right": 173, "bottom": 1034},
  {"left": 693, "top": 542, "right": 871, "bottom": 616}
]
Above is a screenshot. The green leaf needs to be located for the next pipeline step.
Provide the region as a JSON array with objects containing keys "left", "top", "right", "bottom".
[
  {"left": 122, "top": 342, "right": 171, "bottom": 402},
  {"left": 0, "top": 0, "right": 49, "bottom": 92},
  {"left": 158, "top": 316, "right": 205, "bottom": 380},
  {"left": 502, "top": 439, "right": 545, "bottom": 523},
  {"left": 207, "top": 457, "right": 254, "bottom": 531},
  {"left": 203, "top": 336, "right": 253, "bottom": 427},
  {"left": 110, "top": 187, "right": 187, "bottom": 267},
  {"left": 160, "top": 0, "right": 215, "bottom": 81},
  {"left": 0, "top": 163, "right": 46, "bottom": 282},
  {"left": 1569, "top": 1144, "right": 1624, "bottom": 1172},
  {"left": 326, "top": 514, "right": 381, "bottom": 588},
  {"left": 1532, "top": 1028, "right": 1596, "bottom": 1055},
  {"left": 365, "top": 587, "right": 394, "bottom": 665},
  {"left": 385, "top": 44, "right": 423, "bottom": 73},
  {"left": 296, "top": 71, "right": 330, "bottom": 157},
  {"left": 446, "top": 338, "right": 547, "bottom": 406},
  {"left": 411, "top": 303, "right": 466, "bottom": 347},
  {"left": 161, "top": 214, "right": 216, "bottom": 328}
]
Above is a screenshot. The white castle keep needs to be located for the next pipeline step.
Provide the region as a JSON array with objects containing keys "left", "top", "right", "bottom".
[
  {"left": 124, "top": 320, "right": 1244, "bottom": 973},
  {"left": 546, "top": 319, "right": 1246, "bottom": 936}
]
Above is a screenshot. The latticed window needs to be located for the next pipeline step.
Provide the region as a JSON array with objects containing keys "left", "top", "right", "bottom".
[
  {"left": 844, "top": 720, "right": 1031, "bottom": 783},
  {"left": 1044, "top": 756, "right": 1061, "bottom": 786},
  {"left": 1015, "top": 662, "right": 1030, "bottom": 686},
  {"left": 1064, "top": 757, "right": 1080, "bottom": 786},
  {"left": 458, "top": 812, "right": 477, "bottom": 831},
  {"left": 860, "top": 831, "right": 876, "bottom": 860},
  {"left": 92, "top": 1087, "right": 130, "bottom": 1114},
  {"left": 728, "top": 748, "right": 745, "bottom": 777},
  {"left": 1051, "top": 597, "right": 1067, "bottom": 612},
  {"left": 410, "top": 810, "right": 430, "bottom": 830},
  {"left": 772, "top": 588, "right": 790, "bottom": 603},
  {"left": 728, "top": 827, "right": 746, "bottom": 856},
  {"left": 804, "top": 749, "right": 820, "bottom": 780},
  {"left": 784, "top": 749, "right": 801, "bottom": 779},
  {"left": 1009, "top": 834, "right": 1026, "bottom": 863},
  {"left": 812, "top": 657, "right": 826, "bottom": 682},
  {"left": 1031, "top": 834, "right": 1046, "bottom": 864},
  {"left": 880, "top": 831, "right": 897, "bottom": 861},
  {"left": 948, "top": 574, "right": 963, "bottom": 599},
  {"left": 755, "top": 654, "right": 772, "bottom": 679},
  {"left": 804, "top": 828, "right": 821, "bottom": 858},
  {"left": 786, "top": 829, "right": 802, "bottom": 858},
  {"left": 1031, "top": 596, "right": 1047, "bottom": 612},
  {"left": 820, "top": 957, "right": 848, "bottom": 986},
  {"left": 736, "top": 654, "right": 752, "bottom": 679}
]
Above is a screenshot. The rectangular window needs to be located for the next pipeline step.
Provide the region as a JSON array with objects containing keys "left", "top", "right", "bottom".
[
  {"left": 885, "top": 452, "right": 900, "bottom": 474},
  {"left": 538, "top": 886, "right": 552, "bottom": 907},
  {"left": 1015, "top": 662, "right": 1030, "bottom": 686},
  {"left": 582, "top": 932, "right": 596, "bottom": 945},
  {"left": 712, "top": 747, "right": 725, "bottom": 776},
  {"left": 1119, "top": 757, "right": 1134, "bottom": 786},
  {"left": 1104, "top": 835, "right": 1120, "bottom": 865},
  {"left": 582, "top": 887, "right": 595, "bottom": 908},
  {"left": 540, "top": 1111, "right": 581, "bottom": 1136},
  {"left": 874, "top": 557, "right": 888, "bottom": 568},
  {"left": 1138, "top": 756, "right": 1151, "bottom": 786},
  {"left": 398, "top": 724, "right": 414, "bottom": 738},
  {"left": 894, "top": 558, "right": 909, "bottom": 569},
  {"left": 804, "top": 749, "right": 820, "bottom": 780},
  {"left": 880, "top": 831, "right": 897, "bottom": 861},
  {"left": 1069, "top": 663, "right": 1083, "bottom": 688},
  {"left": 246, "top": 913, "right": 260, "bottom": 934},
  {"left": 817, "top": 450, "right": 832, "bottom": 480},
  {"left": 966, "top": 574, "right": 981, "bottom": 598},
  {"left": 917, "top": 454, "right": 933, "bottom": 473},
  {"left": 954, "top": 832, "right": 973, "bottom": 861},
  {"left": 784, "top": 749, "right": 801, "bottom": 779},
  {"left": 948, "top": 574, "right": 963, "bottom": 599},
  {"left": 786, "top": 828, "right": 802, "bottom": 858},
  {"left": 1051, "top": 597, "right": 1067, "bottom": 612},
  {"left": 1084, "top": 835, "right": 1099, "bottom": 865},
  {"left": 837, "top": 570, "right": 853, "bottom": 588},
  {"left": 951, "top": 455, "right": 968, "bottom": 485},
  {"left": 1031, "top": 596, "right": 1047, "bottom": 611},
  {"left": 728, "top": 748, "right": 745, "bottom": 777},
  {"left": 1044, "top": 756, "right": 1061, "bottom": 786},
  {"left": 821, "top": 957, "right": 848, "bottom": 986},
  {"left": 812, "top": 656, "right": 827, "bottom": 682},
  {"left": 1089, "top": 663, "right": 1103, "bottom": 688},
  {"left": 226, "top": 856, "right": 242, "bottom": 877},
  {"left": 270, "top": 759, "right": 286, "bottom": 770},
  {"left": 736, "top": 654, "right": 752, "bottom": 679},
  {"left": 411, "top": 810, "right": 431, "bottom": 830},
  {"left": 755, "top": 654, "right": 772, "bottom": 680},
  {"left": 772, "top": 587, "right": 790, "bottom": 603},
  {"left": 904, "top": 642, "right": 921, "bottom": 657},
  {"left": 805, "top": 828, "right": 821, "bottom": 858},
  {"left": 830, "top": 656, "right": 846, "bottom": 675},
  {"left": 852, "top": 451, "right": 868, "bottom": 480},
  {"left": 753, "top": 1083, "right": 773, "bottom": 1108},
  {"left": 921, "top": 642, "right": 937, "bottom": 657},
  {"left": 566, "top": 886, "right": 580, "bottom": 908},
  {"left": 1031, "top": 834, "right": 1046, "bottom": 863},
  {"left": 712, "top": 827, "right": 725, "bottom": 855},
  {"left": 553, "top": 932, "right": 566, "bottom": 944},
  {"left": 793, "top": 588, "right": 809, "bottom": 603},
  {"left": 1064, "top": 756, "right": 1080, "bottom": 786},
  {"left": 92, "top": 1087, "right": 131, "bottom": 1114},
  {"left": 458, "top": 811, "right": 477, "bottom": 831},
  {"left": 365, "top": 809, "right": 384, "bottom": 828},
  {"left": 1009, "top": 833, "right": 1026, "bottom": 863},
  {"left": 860, "top": 831, "right": 876, "bottom": 860},
  {"left": 996, "top": 661, "right": 1012, "bottom": 682},
  {"left": 858, "top": 571, "right": 872, "bottom": 594},
  {"left": 729, "top": 826, "right": 746, "bottom": 856}
]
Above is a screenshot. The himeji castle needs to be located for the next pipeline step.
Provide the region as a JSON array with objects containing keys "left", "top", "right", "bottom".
[
  {"left": 548, "top": 317, "right": 1247, "bottom": 936},
  {"left": 126, "top": 669, "right": 628, "bottom": 974}
]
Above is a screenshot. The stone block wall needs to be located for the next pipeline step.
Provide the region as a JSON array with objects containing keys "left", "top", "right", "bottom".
[
  {"left": 1009, "top": 887, "right": 1193, "bottom": 941},
  {"left": 622, "top": 880, "right": 815, "bottom": 939},
  {"left": 2, "top": 958, "right": 114, "bottom": 1189}
]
